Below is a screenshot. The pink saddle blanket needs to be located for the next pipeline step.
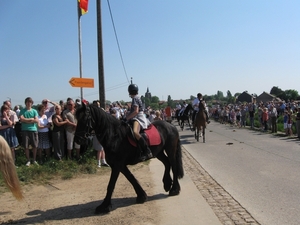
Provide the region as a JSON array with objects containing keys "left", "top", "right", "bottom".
[{"left": 128, "top": 124, "right": 161, "bottom": 147}]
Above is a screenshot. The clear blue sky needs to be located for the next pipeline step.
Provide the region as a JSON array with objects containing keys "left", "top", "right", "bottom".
[{"left": 1, "top": 0, "right": 299, "bottom": 107}]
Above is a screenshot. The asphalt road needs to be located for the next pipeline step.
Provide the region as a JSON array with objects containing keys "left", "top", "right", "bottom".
[{"left": 179, "top": 121, "right": 300, "bottom": 225}]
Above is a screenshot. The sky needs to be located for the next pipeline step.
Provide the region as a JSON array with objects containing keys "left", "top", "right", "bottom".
[{"left": 1, "top": 0, "right": 300, "bottom": 107}]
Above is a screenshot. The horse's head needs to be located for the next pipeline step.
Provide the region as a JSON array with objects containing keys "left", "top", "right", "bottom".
[
  {"left": 74, "top": 103, "right": 94, "bottom": 145},
  {"left": 199, "top": 101, "right": 206, "bottom": 111},
  {"left": 184, "top": 104, "right": 193, "bottom": 115}
]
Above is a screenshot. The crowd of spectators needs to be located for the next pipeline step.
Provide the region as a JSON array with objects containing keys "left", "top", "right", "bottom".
[
  {"left": 0, "top": 97, "right": 172, "bottom": 167},
  {"left": 5, "top": 96, "right": 299, "bottom": 167},
  {"left": 0, "top": 98, "right": 111, "bottom": 167},
  {"left": 210, "top": 100, "right": 300, "bottom": 138}
]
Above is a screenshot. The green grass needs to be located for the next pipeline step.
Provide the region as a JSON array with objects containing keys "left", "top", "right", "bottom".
[{"left": 0, "top": 147, "right": 109, "bottom": 194}]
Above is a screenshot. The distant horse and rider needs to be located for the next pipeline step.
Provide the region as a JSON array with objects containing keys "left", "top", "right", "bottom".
[
  {"left": 191, "top": 93, "right": 210, "bottom": 142},
  {"left": 176, "top": 102, "right": 193, "bottom": 131},
  {"left": 193, "top": 100, "right": 208, "bottom": 142}
]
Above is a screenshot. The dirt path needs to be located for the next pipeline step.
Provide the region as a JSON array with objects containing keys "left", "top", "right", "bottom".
[
  {"left": 0, "top": 145, "right": 260, "bottom": 225},
  {"left": 0, "top": 163, "right": 161, "bottom": 225}
]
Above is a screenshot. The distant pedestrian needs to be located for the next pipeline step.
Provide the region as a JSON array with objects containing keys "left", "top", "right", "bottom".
[
  {"left": 19, "top": 97, "right": 39, "bottom": 166},
  {"left": 0, "top": 104, "right": 19, "bottom": 164},
  {"left": 287, "top": 113, "right": 293, "bottom": 136},
  {"left": 154, "top": 110, "right": 162, "bottom": 121},
  {"left": 283, "top": 111, "right": 288, "bottom": 135},
  {"left": 270, "top": 105, "right": 278, "bottom": 133},
  {"left": 52, "top": 105, "right": 68, "bottom": 160},
  {"left": 296, "top": 107, "right": 300, "bottom": 138},
  {"left": 262, "top": 107, "right": 269, "bottom": 131},
  {"left": 37, "top": 104, "right": 52, "bottom": 163},
  {"left": 62, "top": 99, "right": 80, "bottom": 160}
]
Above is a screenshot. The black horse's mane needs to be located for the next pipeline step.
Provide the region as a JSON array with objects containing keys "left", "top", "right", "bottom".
[
  {"left": 183, "top": 103, "right": 193, "bottom": 114},
  {"left": 77, "top": 105, "right": 128, "bottom": 151}
]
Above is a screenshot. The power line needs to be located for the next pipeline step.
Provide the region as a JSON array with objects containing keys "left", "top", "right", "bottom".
[{"left": 106, "top": 0, "right": 130, "bottom": 84}]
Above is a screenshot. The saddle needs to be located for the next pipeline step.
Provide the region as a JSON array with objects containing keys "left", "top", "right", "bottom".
[{"left": 127, "top": 124, "right": 161, "bottom": 147}]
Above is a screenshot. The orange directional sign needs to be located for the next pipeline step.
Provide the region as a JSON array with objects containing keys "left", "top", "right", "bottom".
[{"left": 69, "top": 77, "right": 94, "bottom": 88}]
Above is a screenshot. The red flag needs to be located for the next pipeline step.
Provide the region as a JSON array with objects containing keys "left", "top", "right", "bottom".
[{"left": 78, "top": 0, "right": 89, "bottom": 17}]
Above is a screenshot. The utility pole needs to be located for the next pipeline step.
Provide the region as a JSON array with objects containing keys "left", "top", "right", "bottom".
[{"left": 96, "top": 0, "right": 106, "bottom": 108}]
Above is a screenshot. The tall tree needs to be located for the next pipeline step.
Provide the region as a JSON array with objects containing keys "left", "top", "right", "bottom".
[
  {"left": 234, "top": 92, "right": 241, "bottom": 98},
  {"left": 270, "top": 86, "right": 284, "bottom": 96},
  {"left": 167, "top": 95, "right": 173, "bottom": 107},
  {"left": 216, "top": 91, "right": 224, "bottom": 100},
  {"left": 284, "top": 89, "right": 299, "bottom": 101},
  {"left": 227, "top": 90, "right": 232, "bottom": 98},
  {"left": 151, "top": 96, "right": 159, "bottom": 104},
  {"left": 190, "top": 95, "right": 196, "bottom": 100}
]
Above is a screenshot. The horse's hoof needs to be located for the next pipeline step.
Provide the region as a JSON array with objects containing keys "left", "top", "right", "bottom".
[
  {"left": 164, "top": 182, "right": 172, "bottom": 192},
  {"left": 95, "top": 204, "right": 112, "bottom": 214},
  {"left": 136, "top": 194, "right": 147, "bottom": 204},
  {"left": 169, "top": 189, "right": 180, "bottom": 196}
]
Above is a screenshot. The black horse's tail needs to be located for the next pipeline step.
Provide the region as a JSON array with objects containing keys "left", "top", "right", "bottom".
[{"left": 176, "top": 138, "right": 184, "bottom": 179}]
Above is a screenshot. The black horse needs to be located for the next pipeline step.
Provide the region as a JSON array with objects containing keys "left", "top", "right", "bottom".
[
  {"left": 177, "top": 104, "right": 193, "bottom": 131},
  {"left": 74, "top": 104, "right": 184, "bottom": 214}
]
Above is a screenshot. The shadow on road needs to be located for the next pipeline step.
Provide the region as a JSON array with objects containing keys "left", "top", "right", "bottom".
[{"left": 11, "top": 193, "right": 168, "bottom": 224}]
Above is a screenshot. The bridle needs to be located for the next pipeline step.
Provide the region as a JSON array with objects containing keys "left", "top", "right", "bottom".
[{"left": 75, "top": 105, "right": 94, "bottom": 143}]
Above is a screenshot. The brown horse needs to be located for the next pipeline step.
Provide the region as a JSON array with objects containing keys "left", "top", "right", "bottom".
[
  {"left": 194, "top": 101, "right": 207, "bottom": 142},
  {"left": 0, "top": 135, "right": 23, "bottom": 200}
]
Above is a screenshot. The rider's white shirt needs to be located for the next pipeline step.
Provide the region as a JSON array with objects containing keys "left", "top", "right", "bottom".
[{"left": 192, "top": 98, "right": 200, "bottom": 111}]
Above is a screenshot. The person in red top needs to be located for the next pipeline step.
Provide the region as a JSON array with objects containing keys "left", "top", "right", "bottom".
[{"left": 262, "top": 107, "right": 269, "bottom": 131}]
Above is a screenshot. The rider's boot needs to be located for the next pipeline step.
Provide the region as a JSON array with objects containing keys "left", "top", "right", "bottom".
[
  {"left": 205, "top": 111, "right": 210, "bottom": 124},
  {"left": 138, "top": 138, "right": 153, "bottom": 162}
]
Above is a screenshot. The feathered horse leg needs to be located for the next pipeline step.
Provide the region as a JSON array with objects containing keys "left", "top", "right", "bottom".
[{"left": 0, "top": 136, "right": 23, "bottom": 200}]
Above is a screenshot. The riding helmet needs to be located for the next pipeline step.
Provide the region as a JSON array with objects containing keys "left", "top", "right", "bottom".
[{"left": 128, "top": 84, "right": 139, "bottom": 95}]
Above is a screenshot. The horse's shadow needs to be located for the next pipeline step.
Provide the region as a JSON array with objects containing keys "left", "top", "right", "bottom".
[
  {"left": 180, "top": 134, "right": 194, "bottom": 145},
  {"left": 9, "top": 194, "right": 168, "bottom": 224}
]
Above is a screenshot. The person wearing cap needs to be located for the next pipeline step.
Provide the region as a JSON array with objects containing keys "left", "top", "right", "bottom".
[{"left": 42, "top": 99, "right": 59, "bottom": 123}]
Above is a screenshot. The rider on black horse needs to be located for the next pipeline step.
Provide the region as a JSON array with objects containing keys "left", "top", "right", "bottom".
[
  {"left": 192, "top": 93, "right": 210, "bottom": 130},
  {"left": 125, "top": 83, "right": 153, "bottom": 161}
]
